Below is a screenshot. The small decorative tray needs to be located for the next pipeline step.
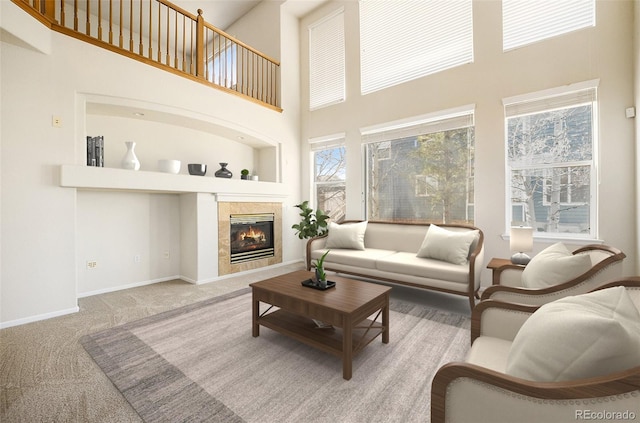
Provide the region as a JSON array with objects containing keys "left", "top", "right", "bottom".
[{"left": 301, "top": 279, "right": 336, "bottom": 290}]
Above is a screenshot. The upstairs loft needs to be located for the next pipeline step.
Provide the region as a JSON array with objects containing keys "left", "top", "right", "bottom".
[{"left": 12, "top": 0, "right": 282, "bottom": 112}]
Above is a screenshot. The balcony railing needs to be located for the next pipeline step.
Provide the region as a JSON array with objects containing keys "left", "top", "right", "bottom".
[{"left": 12, "top": 0, "right": 281, "bottom": 111}]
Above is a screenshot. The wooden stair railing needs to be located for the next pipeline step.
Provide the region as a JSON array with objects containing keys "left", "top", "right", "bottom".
[{"left": 11, "top": 0, "right": 281, "bottom": 111}]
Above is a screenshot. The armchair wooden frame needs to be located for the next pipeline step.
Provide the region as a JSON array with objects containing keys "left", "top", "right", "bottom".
[
  {"left": 481, "top": 244, "right": 625, "bottom": 304},
  {"left": 432, "top": 277, "right": 640, "bottom": 423}
]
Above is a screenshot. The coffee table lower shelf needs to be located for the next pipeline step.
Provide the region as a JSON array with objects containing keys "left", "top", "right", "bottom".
[{"left": 257, "top": 309, "right": 385, "bottom": 364}]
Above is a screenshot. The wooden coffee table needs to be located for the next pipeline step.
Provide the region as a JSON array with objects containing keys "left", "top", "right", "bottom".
[{"left": 250, "top": 270, "right": 391, "bottom": 380}]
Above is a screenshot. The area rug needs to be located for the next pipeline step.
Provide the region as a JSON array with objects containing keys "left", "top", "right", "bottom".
[{"left": 80, "top": 287, "right": 470, "bottom": 423}]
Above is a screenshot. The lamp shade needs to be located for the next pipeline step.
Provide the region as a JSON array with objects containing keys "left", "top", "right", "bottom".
[{"left": 510, "top": 226, "right": 533, "bottom": 253}]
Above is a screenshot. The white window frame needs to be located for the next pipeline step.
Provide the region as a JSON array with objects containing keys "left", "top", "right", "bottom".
[
  {"left": 309, "top": 133, "right": 347, "bottom": 221},
  {"left": 504, "top": 80, "right": 599, "bottom": 241}
]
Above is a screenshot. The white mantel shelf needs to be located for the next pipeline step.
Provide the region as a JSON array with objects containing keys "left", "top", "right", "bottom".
[{"left": 59, "top": 165, "right": 288, "bottom": 198}]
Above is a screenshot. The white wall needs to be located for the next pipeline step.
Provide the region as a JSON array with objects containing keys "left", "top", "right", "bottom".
[
  {"left": 0, "top": 0, "right": 302, "bottom": 327},
  {"left": 299, "top": 0, "right": 637, "bottom": 282}
]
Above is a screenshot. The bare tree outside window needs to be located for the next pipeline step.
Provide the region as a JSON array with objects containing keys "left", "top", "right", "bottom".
[
  {"left": 507, "top": 104, "right": 594, "bottom": 235},
  {"left": 314, "top": 146, "right": 346, "bottom": 222}
]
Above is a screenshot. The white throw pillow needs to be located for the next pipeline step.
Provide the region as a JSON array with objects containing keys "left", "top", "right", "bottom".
[
  {"left": 521, "top": 242, "right": 592, "bottom": 289},
  {"left": 506, "top": 286, "right": 640, "bottom": 382},
  {"left": 416, "top": 224, "right": 479, "bottom": 266},
  {"left": 324, "top": 221, "right": 368, "bottom": 250}
]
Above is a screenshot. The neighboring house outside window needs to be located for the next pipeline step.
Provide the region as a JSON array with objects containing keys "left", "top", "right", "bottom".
[
  {"left": 310, "top": 135, "right": 346, "bottom": 222},
  {"left": 505, "top": 80, "right": 598, "bottom": 238},
  {"left": 362, "top": 106, "right": 475, "bottom": 224}
]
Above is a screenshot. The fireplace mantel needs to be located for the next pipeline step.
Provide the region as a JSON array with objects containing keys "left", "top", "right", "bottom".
[{"left": 59, "top": 165, "right": 287, "bottom": 197}]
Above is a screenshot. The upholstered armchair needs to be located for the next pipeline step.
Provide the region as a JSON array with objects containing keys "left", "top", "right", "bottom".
[
  {"left": 481, "top": 243, "right": 625, "bottom": 306},
  {"left": 431, "top": 278, "right": 640, "bottom": 423}
]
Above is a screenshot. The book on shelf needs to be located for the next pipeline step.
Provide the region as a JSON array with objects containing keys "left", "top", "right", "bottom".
[{"left": 86, "top": 135, "right": 104, "bottom": 167}]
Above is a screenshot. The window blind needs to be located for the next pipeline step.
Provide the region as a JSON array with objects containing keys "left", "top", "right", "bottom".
[
  {"left": 361, "top": 106, "right": 475, "bottom": 144},
  {"left": 359, "top": 0, "right": 473, "bottom": 95},
  {"left": 309, "top": 8, "right": 345, "bottom": 110},
  {"left": 504, "top": 80, "right": 598, "bottom": 117},
  {"left": 309, "top": 133, "right": 346, "bottom": 151},
  {"left": 503, "top": 0, "right": 595, "bottom": 51}
]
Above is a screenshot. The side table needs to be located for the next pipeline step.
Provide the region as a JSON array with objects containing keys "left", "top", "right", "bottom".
[{"left": 486, "top": 258, "right": 526, "bottom": 285}]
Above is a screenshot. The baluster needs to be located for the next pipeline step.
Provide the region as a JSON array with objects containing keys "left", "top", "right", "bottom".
[
  {"left": 195, "top": 9, "right": 204, "bottom": 78},
  {"left": 166, "top": 8, "right": 170, "bottom": 65},
  {"left": 157, "top": 3, "right": 161, "bottom": 62},
  {"left": 73, "top": 0, "right": 78, "bottom": 31},
  {"left": 148, "top": 0, "right": 152, "bottom": 58},
  {"left": 44, "top": 0, "right": 55, "bottom": 22},
  {"left": 60, "top": 0, "right": 65, "bottom": 26},
  {"left": 182, "top": 16, "right": 187, "bottom": 71},
  {"left": 119, "top": 0, "right": 123, "bottom": 48},
  {"left": 138, "top": 0, "right": 143, "bottom": 54},
  {"left": 108, "top": 0, "right": 113, "bottom": 44},
  {"left": 174, "top": 13, "right": 179, "bottom": 69},
  {"left": 129, "top": 0, "right": 133, "bottom": 51},
  {"left": 86, "top": 0, "right": 91, "bottom": 35},
  {"left": 190, "top": 19, "right": 195, "bottom": 75},
  {"left": 97, "top": 0, "right": 102, "bottom": 41}
]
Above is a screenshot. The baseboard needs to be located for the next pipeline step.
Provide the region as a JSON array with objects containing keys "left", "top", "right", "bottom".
[
  {"left": 77, "top": 275, "right": 182, "bottom": 298},
  {"left": 0, "top": 306, "right": 80, "bottom": 329}
]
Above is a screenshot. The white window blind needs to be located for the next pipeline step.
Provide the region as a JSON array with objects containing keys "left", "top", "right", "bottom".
[
  {"left": 361, "top": 105, "right": 475, "bottom": 144},
  {"left": 504, "top": 79, "right": 598, "bottom": 117},
  {"left": 309, "top": 8, "right": 345, "bottom": 110},
  {"left": 359, "top": 0, "right": 473, "bottom": 95},
  {"left": 503, "top": 0, "right": 595, "bottom": 51}
]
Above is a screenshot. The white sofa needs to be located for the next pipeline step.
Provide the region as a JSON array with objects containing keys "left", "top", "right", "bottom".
[
  {"left": 431, "top": 278, "right": 640, "bottom": 423},
  {"left": 306, "top": 221, "right": 484, "bottom": 311}
]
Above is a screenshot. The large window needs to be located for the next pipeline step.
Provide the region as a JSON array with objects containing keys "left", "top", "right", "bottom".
[
  {"left": 503, "top": 0, "right": 595, "bottom": 51},
  {"left": 309, "top": 8, "right": 345, "bottom": 110},
  {"left": 311, "top": 135, "right": 346, "bottom": 222},
  {"left": 505, "top": 81, "right": 598, "bottom": 238},
  {"left": 363, "top": 107, "right": 475, "bottom": 224},
  {"left": 359, "top": 0, "right": 473, "bottom": 95}
]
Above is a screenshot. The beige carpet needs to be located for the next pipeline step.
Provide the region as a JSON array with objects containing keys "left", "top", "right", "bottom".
[
  {"left": 0, "top": 263, "right": 471, "bottom": 422},
  {"left": 80, "top": 286, "right": 470, "bottom": 422}
]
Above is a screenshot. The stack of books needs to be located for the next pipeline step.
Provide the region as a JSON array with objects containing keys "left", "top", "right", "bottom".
[{"left": 86, "top": 136, "right": 104, "bottom": 167}]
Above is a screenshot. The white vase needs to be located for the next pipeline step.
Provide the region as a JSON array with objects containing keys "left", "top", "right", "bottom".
[{"left": 121, "top": 141, "right": 140, "bottom": 170}]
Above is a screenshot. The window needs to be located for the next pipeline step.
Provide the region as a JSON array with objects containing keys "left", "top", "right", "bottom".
[
  {"left": 359, "top": 0, "right": 473, "bottom": 95},
  {"left": 207, "top": 39, "right": 237, "bottom": 88},
  {"left": 310, "top": 135, "right": 346, "bottom": 222},
  {"left": 503, "top": 0, "right": 595, "bottom": 51},
  {"left": 309, "top": 8, "right": 345, "bottom": 110},
  {"left": 505, "top": 80, "right": 598, "bottom": 238},
  {"left": 363, "top": 106, "right": 475, "bottom": 224}
]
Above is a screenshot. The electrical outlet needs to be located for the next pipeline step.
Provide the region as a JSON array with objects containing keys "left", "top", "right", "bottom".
[
  {"left": 134, "top": 254, "right": 141, "bottom": 263},
  {"left": 52, "top": 116, "right": 62, "bottom": 128},
  {"left": 86, "top": 260, "right": 97, "bottom": 270},
  {"left": 163, "top": 251, "right": 170, "bottom": 260}
]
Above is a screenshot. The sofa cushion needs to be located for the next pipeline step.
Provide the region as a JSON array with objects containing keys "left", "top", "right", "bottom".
[
  {"left": 325, "top": 221, "right": 368, "bottom": 250},
  {"left": 376, "top": 252, "right": 470, "bottom": 284},
  {"left": 416, "top": 224, "right": 479, "bottom": 265},
  {"left": 311, "top": 248, "right": 395, "bottom": 270},
  {"left": 521, "top": 242, "right": 592, "bottom": 289},
  {"left": 506, "top": 286, "right": 640, "bottom": 382}
]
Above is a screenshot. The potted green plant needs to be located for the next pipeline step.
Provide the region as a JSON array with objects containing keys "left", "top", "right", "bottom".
[
  {"left": 291, "top": 201, "right": 329, "bottom": 239},
  {"left": 241, "top": 169, "right": 250, "bottom": 180},
  {"left": 314, "top": 250, "right": 330, "bottom": 288}
]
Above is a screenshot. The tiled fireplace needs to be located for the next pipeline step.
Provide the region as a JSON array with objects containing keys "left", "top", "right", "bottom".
[{"left": 218, "top": 202, "right": 282, "bottom": 276}]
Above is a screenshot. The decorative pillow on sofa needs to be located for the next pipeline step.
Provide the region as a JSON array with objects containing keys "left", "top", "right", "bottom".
[
  {"left": 506, "top": 286, "right": 640, "bottom": 382},
  {"left": 416, "top": 224, "right": 479, "bottom": 266},
  {"left": 325, "top": 221, "right": 368, "bottom": 250},
  {"left": 521, "top": 242, "right": 592, "bottom": 289}
]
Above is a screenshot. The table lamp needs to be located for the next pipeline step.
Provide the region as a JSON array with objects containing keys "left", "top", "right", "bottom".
[{"left": 510, "top": 226, "right": 533, "bottom": 265}]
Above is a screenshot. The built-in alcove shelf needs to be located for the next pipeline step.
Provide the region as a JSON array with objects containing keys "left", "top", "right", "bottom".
[{"left": 59, "top": 165, "right": 288, "bottom": 197}]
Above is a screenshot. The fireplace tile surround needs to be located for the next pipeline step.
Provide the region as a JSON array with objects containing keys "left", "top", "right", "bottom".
[{"left": 218, "top": 202, "right": 283, "bottom": 276}]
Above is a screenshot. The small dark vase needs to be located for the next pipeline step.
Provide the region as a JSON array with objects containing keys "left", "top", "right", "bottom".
[{"left": 215, "top": 163, "right": 232, "bottom": 178}]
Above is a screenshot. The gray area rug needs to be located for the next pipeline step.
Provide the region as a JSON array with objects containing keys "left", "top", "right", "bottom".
[{"left": 81, "top": 287, "right": 470, "bottom": 423}]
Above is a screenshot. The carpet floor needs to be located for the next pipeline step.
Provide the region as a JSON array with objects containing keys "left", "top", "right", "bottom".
[{"left": 80, "top": 286, "right": 470, "bottom": 423}]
